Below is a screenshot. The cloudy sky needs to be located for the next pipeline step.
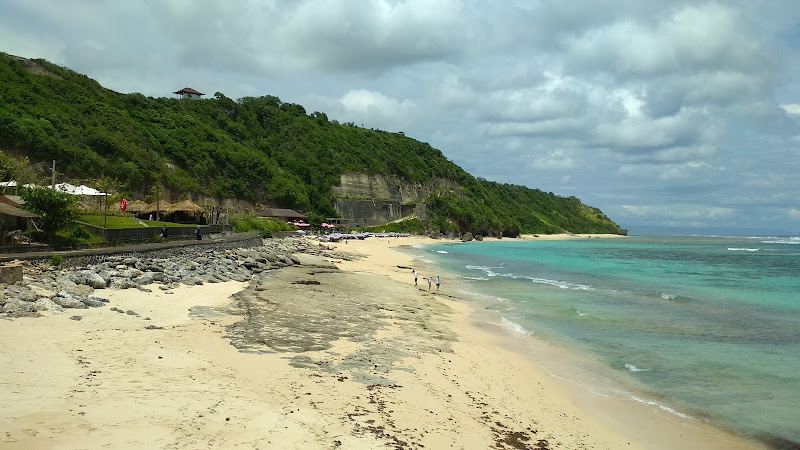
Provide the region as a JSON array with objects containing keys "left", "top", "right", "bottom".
[{"left": 2, "top": 0, "right": 800, "bottom": 235}]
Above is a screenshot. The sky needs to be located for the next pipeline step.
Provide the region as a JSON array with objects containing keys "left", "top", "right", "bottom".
[{"left": 2, "top": 0, "right": 799, "bottom": 235}]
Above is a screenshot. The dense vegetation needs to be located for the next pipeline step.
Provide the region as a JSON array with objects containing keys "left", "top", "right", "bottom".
[{"left": 0, "top": 53, "right": 626, "bottom": 236}]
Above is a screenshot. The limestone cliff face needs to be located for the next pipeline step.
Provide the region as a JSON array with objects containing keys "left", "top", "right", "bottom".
[{"left": 331, "top": 173, "right": 455, "bottom": 226}]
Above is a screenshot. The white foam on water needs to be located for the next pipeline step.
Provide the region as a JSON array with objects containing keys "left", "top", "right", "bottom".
[
  {"left": 727, "top": 247, "right": 760, "bottom": 252},
  {"left": 661, "top": 292, "right": 675, "bottom": 300},
  {"left": 761, "top": 237, "right": 800, "bottom": 245},
  {"left": 624, "top": 363, "right": 649, "bottom": 372},
  {"left": 523, "top": 276, "right": 595, "bottom": 291},
  {"left": 631, "top": 396, "right": 693, "bottom": 420},
  {"left": 435, "top": 250, "right": 450, "bottom": 254},
  {"left": 465, "top": 265, "right": 502, "bottom": 277},
  {"left": 501, "top": 317, "right": 532, "bottom": 335}
]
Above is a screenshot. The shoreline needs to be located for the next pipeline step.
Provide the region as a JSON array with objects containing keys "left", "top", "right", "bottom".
[
  {"left": 325, "top": 235, "right": 764, "bottom": 448},
  {"left": 334, "top": 235, "right": 766, "bottom": 449},
  {"left": 0, "top": 234, "right": 764, "bottom": 448}
]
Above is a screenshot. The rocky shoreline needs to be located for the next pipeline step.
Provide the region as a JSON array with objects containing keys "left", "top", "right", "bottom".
[{"left": 0, "top": 237, "right": 355, "bottom": 318}]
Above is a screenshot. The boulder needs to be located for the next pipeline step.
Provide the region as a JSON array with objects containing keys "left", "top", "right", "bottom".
[
  {"left": 52, "top": 295, "right": 88, "bottom": 309},
  {"left": 56, "top": 278, "right": 79, "bottom": 292},
  {"left": 180, "top": 276, "right": 204, "bottom": 286},
  {"left": 0, "top": 263, "right": 23, "bottom": 284},
  {"left": 3, "top": 300, "right": 34, "bottom": 313},
  {"left": 109, "top": 277, "right": 137, "bottom": 290},
  {"left": 30, "top": 286, "right": 57, "bottom": 299},
  {"left": 72, "top": 270, "right": 107, "bottom": 289},
  {"left": 81, "top": 296, "right": 108, "bottom": 308},
  {"left": 134, "top": 273, "right": 155, "bottom": 286},
  {"left": 119, "top": 268, "right": 143, "bottom": 279},
  {"left": 33, "top": 298, "right": 64, "bottom": 314},
  {"left": 71, "top": 285, "right": 95, "bottom": 297}
]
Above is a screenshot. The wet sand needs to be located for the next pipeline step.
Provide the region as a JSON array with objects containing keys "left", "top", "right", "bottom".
[{"left": 0, "top": 235, "right": 764, "bottom": 449}]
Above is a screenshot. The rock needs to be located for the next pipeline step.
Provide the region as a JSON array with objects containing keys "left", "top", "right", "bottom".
[
  {"left": 56, "top": 278, "right": 79, "bottom": 292},
  {"left": 96, "top": 270, "right": 114, "bottom": 284},
  {"left": 475, "top": 234, "right": 484, "bottom": 241},
  {"left": 81, "top": 297, "right": 107, "bottom": 308},
  {"left": 119, "top": 268, "right": 143, "bottom": 279},
  {"left": 13, "top": 288, "right": 38, "bottom": 303},
  {"left": 135, "top": 261, "right": 165, "bottom": 272},
  {"left": 52, "top": 295, "right": 88, "bottom": 309},
  {"left": 30, "top": 286, "right": 56, "bottom": 299},
  {"left": 71, "top": 284, "right": 95, "bottom": 297},
  {"left": 3, "top": 300, "right": 33, "bottom": 313},
  {"left": 122, "top": 257, "right": 138, "bottom": 266},
  {"left": 109, "top": 277, "right": 137, "bottom": 290},
  {"left": 33, "top": 298, "right": 64, "bottom": 314},
  {"left": 180, "top": 276, "right": 203, "bottom": 286},
  {"left": 72, "top": 270, "right": 108, "bottom": 289},
  {"left": 461, "top": 232, "right": 473, "bottom": 242},
  {"left": 0, "top": 263, "right": 23, "bottom": 284},
  {"left": 150, "top": 272, "right": 168, "bottom": 283},
  {"left": 134, "top": 273, "right": 155, "bottom": 286}
]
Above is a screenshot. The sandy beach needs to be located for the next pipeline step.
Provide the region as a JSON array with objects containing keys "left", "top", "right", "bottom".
[{"left": 0, "top": 234, "right": 764, "bottom": 449}]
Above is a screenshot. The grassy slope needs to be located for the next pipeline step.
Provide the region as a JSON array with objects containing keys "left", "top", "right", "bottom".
[{"left": 0, "top": 53, "right": 626, "bottom": 235}]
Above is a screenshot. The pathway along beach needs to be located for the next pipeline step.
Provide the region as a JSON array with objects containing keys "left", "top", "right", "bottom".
[{"left": 0, "top": 235, "right": 764, "bottom": 449}]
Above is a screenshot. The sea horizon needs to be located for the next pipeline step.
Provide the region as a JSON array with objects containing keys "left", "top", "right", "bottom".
[{"left": 409, "top": 234, "right": 800, "bottom": 448}]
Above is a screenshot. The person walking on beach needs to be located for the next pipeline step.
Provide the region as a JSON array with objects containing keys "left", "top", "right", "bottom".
[
  {"left": 435, "top": 275, "right": 440, "bottom": 291},
  {"left": 413, "top": 270, "right": 418, "bottom": 286},
  {"left": 195, "top": 225, "right": 202, "bottom": 240},
  {"left": 426, "top": 276, "right": 432, "bottom": 290},
  {"left": 160, "top": 225, "right": 167, "bottom": 240}
]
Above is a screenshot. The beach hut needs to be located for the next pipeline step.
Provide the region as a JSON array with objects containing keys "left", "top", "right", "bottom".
[
  {"left": 0, "top": 202, "right": 38, "bottom": 246},
  {"left": 255, "top": 208, "right": 307, "bottom": 222},
  {"left": 124, "top": 200, "right": 148, "bottom": 214},
  {"left": 140, "top": 201, "right": 172, "bottom": 221},
  {"left": 166, "top": 200, "right": 206, "bottom": 224}
]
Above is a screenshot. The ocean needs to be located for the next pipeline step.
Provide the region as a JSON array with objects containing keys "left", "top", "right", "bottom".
[{"left": 410, "top": 235, "right": 800, "bottom": 447}]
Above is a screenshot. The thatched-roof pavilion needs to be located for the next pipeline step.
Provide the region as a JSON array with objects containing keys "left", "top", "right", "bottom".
[
  {"left": 141, "top": 201, "right": 171, "bottom": 214},
  {"left": 167, "top": 200, "right": 205, "bottom": 215},
  {"left": 124, "top": 200, "right": 148, "bottom": 214}
]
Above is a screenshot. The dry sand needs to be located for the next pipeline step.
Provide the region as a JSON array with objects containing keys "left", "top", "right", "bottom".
[{"left": 0, "top": 235, "right": 764, "bottom": 449}]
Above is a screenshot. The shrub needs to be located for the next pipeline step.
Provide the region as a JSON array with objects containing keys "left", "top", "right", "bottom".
[
  {"left": 70, "top": 226, "right": 92, "bottom": 240},
  {"left": 50, "top": 254, "right": 63, "bottom": 266}
]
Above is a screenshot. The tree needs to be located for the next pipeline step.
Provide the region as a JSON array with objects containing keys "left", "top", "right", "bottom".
[
  {"left": 19, "top": 187, "right": 79, "bottom": 243},
  {"left": 149, "top": 179, "right": 164, "bottom": 221}
]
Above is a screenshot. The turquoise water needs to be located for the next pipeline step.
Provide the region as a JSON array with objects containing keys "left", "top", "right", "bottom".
[{"left": 415, "top": 235, "right": 800, "bottom": 447}]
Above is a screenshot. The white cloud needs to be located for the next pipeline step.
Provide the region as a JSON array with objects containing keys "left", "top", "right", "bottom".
[
  {"left": 789, "top": 209, "right": 800, "bottom": 220},
  {"left": 530, "top": 150, "right": 576, "bottom": 170},
  {"left": 2, "top": 0, "right": 800, "bottom": 233},
  {"left": 780, "top": 104, "right": 800, "bottom": 115},
  {"left": 622, "top": 204, "right": 735, "bottom": 221},
  {"left": 317, "top": 89, "right": 417, "bottom": 131}
]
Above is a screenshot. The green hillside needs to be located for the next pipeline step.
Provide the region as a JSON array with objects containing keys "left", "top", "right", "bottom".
[{"left": 0, "top": 53, "right": 626, "bottom": 236}]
